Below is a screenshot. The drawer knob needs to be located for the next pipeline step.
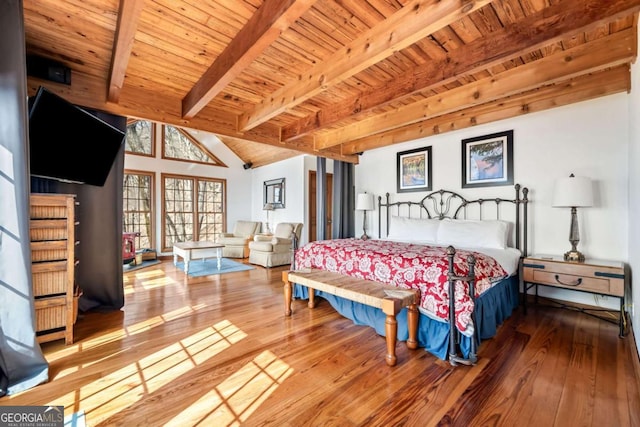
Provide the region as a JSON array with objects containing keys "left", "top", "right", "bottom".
[{"left": 554, "top": 274, "right": 582, "bottom": 287}]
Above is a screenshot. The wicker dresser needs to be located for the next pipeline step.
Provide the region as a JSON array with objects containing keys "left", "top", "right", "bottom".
[{"left": 30, "top": 193, "right": 78, "bottom": 344}]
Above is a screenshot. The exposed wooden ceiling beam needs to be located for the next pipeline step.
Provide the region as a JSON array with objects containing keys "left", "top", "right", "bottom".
[
  {"left": 281, "top": 0, "right": 640, "bottom": 142},
  {"left": 341, "top": 65, "right": 630, "bottom": 155},
  {"left": 238, "top": 0, "right": 496, "bottom": 131},
  {"left": 107, "top": 0, "right": 145, "bottom": 103},
  {"left": 27, "top": 72, "right": 358, "bottom": 164},
  {"left": 217, "top": 135, "right": 313, "bottom": 168},
  {"left": 316, "top": 28, "right": 636, "bottom": 149},
  {"left": 181, "top": 0, "right": 317, "bottom": 119}
]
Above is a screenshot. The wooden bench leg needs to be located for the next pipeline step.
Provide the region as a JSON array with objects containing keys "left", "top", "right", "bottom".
[
  {"left": 407, "top": 303, "right": 418, "bottom": 350},
  {"left": 308, "top": 287, "right": 316, "bottom": 308},
  {"left": 281, "top": 273, "right": 315, "bottom": 315},
  {"left": 284, "top": 279, "right": 292, "bottom": 316},
  {"left": 385, "top": 314, "right": 398, "bottom": 366}
]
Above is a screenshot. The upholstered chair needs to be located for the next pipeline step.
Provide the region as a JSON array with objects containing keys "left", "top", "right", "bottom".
[
  {"left": 218, "top": 220, "right": 261, "bottom": 258},
  {"left": 248, "top": 222, "right": 303, "bottom": 268}
]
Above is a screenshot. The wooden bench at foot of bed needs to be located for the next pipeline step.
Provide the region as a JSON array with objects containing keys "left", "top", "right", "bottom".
[{"left": 282, "top": 269, "right": 419, "bottom": 366}]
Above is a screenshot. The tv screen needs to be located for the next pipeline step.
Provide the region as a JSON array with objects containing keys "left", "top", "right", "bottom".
[{"left": 28, "top": 86, "right": 125, "bottom": 186}]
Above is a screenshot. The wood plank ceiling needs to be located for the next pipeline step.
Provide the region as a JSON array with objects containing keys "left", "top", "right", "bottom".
[{"left": 22, "top": 0, "right": 640, "bottom": 168}]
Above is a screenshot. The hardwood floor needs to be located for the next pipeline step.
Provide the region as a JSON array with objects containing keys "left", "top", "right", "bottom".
[{"left": 3, "top": 259, "right": 639, "bottom": 426}]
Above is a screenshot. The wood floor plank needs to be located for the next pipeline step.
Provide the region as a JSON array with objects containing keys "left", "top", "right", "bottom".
[
  {"left": 2, "top": 259, "right": 638, "bottom": 426},
  {"left": 499, "top": 306, "right": 575, "bottom": 426}
]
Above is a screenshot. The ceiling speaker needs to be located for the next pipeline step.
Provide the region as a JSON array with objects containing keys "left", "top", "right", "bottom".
[
  {"left": 27, "top": 55, "right": 71, "bottom": 85},
  {"left": 243, "top": 162, "right": 253, "bottom": 170}
]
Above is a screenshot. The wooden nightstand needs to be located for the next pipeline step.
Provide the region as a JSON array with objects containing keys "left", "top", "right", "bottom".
[{"left": 521, "top": 255, "right": 627, "bottom": 337}]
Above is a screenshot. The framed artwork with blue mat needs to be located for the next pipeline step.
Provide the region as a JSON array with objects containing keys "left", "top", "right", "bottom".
[{"left": 175, "top": 258, "right": 254, "bottom": 277}]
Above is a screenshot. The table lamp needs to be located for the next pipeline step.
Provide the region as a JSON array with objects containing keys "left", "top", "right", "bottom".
[
  {"left": 356, "top": 192, "right": 374, "bottom": 240},
  {"left": 263, "top": 202, "right": 275, "bottom": 234},
  {"left": 552, "top": 174, "right": 593, "bottom": 262}
]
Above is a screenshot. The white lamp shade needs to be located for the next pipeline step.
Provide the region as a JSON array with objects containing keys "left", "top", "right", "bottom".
[
  {"left": 263, "top": 203, "right": 275, "bottom": 211},
  {"left": 552, "top": 175, "right": 593, "bottom": 208},
  {"left": 356, "top": 193, "right": 374, "bottom": 211}
]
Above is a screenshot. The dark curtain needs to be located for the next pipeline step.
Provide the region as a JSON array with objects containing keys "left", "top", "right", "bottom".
[
  {"left": 331, "top": 161, "right": 355, "bottom": 238},
  {"left": 31, "top": 108, "right": 126, "bottom": 312},
  {"left": 0, "top": 0, "right": 49, "bottom": 396},
  {"left": 316, "top": 157, "right": 327, "bottom": 240}
]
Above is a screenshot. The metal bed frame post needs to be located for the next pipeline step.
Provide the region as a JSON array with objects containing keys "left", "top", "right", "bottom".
[
  {"left": 290, "top": 231, "right": 299, "bottom": 271},
  {"left": 522, "top": 187, "right": 529, "bottom": 257},
  {"left": 515, "top": 184, "right": 521, "bottom": 250},
  {"left": 447, "top": 246, "right": 477, "bottom": 366},
  {"left": 467, "top": 257, "right": 477, "bottom": 363},
  {"left": 447, "top": 247, "right": 458, "bottom": 364}
]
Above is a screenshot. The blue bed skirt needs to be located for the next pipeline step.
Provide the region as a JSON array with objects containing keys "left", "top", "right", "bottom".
[{"left": 292, "top": 275, "right": 520, "bottom": 360}]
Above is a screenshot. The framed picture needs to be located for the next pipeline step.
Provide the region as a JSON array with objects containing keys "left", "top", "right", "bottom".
[
  {"left": 397, "top": 146, "right": 432, "bottom": 193},
  {"left": 461, "top": 130, "right": 513, "bottom": 188},
  {"left": 263, "top": 178, "right": 285, "bottom": 208}
]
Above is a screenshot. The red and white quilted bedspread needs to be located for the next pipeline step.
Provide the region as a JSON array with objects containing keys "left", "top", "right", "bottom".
[{"left": 294, "top": 238, "right": 508, "bottom": 335}]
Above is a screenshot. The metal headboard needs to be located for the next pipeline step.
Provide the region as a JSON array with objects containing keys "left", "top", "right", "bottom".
[{"left": 378, "top": 184, "right": 529, "bottom": 255}]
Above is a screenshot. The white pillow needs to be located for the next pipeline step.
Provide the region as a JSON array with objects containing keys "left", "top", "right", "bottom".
[
  {"left": 436, "top": 219, "right": 509, "bottom": 250},
  {"left": 387, "top": 216, "right": 440, "bottom": 244}
]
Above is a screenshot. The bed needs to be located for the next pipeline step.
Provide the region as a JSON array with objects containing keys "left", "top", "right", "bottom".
[{"left": 292, "top": 184, "right": 529, "bottom": 365}]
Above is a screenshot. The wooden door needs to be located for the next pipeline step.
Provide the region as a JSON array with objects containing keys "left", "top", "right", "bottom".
[{"left": 309, "top": 170, "right": 332, "bottom": 241}]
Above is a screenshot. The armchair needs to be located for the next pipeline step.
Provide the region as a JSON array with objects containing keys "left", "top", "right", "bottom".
[
  {"left": 248, "top": 222, "right": 303, "bottom": 268},
  {"left": 218, "top": 220, "right": 261, "bottom": 258}
]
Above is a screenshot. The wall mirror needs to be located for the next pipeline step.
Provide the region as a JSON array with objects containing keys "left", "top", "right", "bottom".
[{"left": 264, "top": 178, "right": 285, "bottom": 209}]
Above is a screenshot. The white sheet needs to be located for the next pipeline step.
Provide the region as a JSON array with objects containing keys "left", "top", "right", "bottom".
[{"left": 468, "top": 246, "right": 522, "bottom": 277}]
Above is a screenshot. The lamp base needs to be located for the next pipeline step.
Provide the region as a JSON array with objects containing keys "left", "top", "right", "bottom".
[
  {"left": 360, "top": 233, "right": 370, "bottom": 241},
  {"left": 564, "top": 249, "right": 585, "bottom": 263}
]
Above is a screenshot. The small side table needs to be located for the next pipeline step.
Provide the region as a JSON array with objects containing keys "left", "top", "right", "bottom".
[{"left": 521, "top": 255, "right": 627, "bottom": 337}]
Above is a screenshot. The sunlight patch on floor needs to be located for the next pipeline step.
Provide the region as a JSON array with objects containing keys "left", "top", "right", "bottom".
[
  {"left": 63, "top": 320, "right": 247, "bottom": 422},
  {"left": 43, "top": 330, "right": 128, "bottom": 366},
  {"left": 124, "top": 268, "right": 175, "bottom": 294},
  {"left": 124, "top": 276, "right": 176, "bottom": 294},
  {"left": 164, "top": 350, "right": 293, "bottom": 427},
  {"left": 41, "top": 343, "right": 82, "bottom": 364},
  {"left": 124, "top": 304, "right": 208, "bottom": 336},
  {"left": 140, "top": 276, "right": 177, "bottom": 290},
  {"left": 134, "top": 268, "right": 165, "bottom": 279},
  {"left": 46, "top": 304, "right": 209, "bottom": 372}
]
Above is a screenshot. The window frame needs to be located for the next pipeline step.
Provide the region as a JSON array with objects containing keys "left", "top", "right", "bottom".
[
  {"left": 160, "top": 172, "right": 227, "bottom": 252},
  {"left": 125, "top": 119, "right": 156, "bottom": 157},
  {"left": 123, "top": 169, "right": 155, "bottom": 251},
  {"left": 161, "top": 125, "right": 227, "bottom": 167}
]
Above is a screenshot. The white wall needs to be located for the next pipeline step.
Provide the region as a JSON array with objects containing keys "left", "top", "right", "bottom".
[
  {"left": 628, "top": 25, "right": 640, "bottom": 355},
  {"left": 356, "top": 93, "right": 630, "bottom": 309},
  {"left": 248, "top": 155, "right": 334, "bottom": 247},
  {"left": 249, "top": 156, "right": 306, "bottom": 241},
  {"left": 125, "top": 128, "right": 251, "bottom": 255}
]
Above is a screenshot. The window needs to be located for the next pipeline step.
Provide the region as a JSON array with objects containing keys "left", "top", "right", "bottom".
[
  {"left": 162, "top": 125, "right": 227, "bottom": 167},
  {"left": 125, "top": 119, "right": 154, "bottom": 156},
  {"left": 124, "top": 120, "right": 228, "bottom": 253},
  {"left": 197, "top": 179, "right": 226, "bottom": 242},
  {"left": 123, "top": 170, "right": 154, "bottom": 250},
  {"left": 162, "top": 173, "right": 226, "bottom": 251}
]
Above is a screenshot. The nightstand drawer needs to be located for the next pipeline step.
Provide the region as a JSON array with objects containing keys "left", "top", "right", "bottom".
[
  {"left": 522, "top": 259, "right": 624, "bottom": 297},
  {"left": 525, "top": 270, "right": 611, "bottom": 294}
]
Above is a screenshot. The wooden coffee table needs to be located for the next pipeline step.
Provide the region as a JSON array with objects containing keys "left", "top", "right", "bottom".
[{"left": 173, "top": 241, "right": 225, "bottom": 273}]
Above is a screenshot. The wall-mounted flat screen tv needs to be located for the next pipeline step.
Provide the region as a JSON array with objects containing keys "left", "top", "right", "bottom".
[{"left": 28, "top": 86, "right": 125, "bottom": 186}]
